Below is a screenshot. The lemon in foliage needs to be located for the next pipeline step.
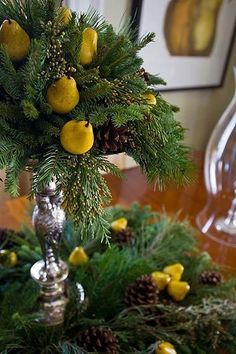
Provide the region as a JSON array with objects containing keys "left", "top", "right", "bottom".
[
  {"left": 156, "top": 342, "right": 177, "bottom": 354},
  {"left": 47, "top": 76, "right": 80, "bottom": 114},
  {"left": 0, "top": 19, "right": 30, "bottom": 61},
  {"left": 58, "top": 6, "right": 72, "bottom": 25},
  {"left": 79, "top": 27, "right": 98, "bottom": 65},
  {"left": 167, "top": 280, "right": 190, "bottom": 302},
  {"left": 60, "top": 120, "right": 94, "bottom": 155}
]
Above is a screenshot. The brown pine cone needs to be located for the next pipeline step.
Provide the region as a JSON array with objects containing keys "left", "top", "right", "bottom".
[
  {"left": 94, "top": 120, "right": 130, "bottom": 155},
  {"left": 200, "top": 271, "right": 223, "bottom": 285},
  {"left": 112, "top": 227, "right": 134, "bottom": 248},
  {"left": 124, "top": 275, "right": 159, "bottom": 307},
  {"left": 77, "top": 326, "right": 119, "bottom": 354},
  {"left": 137, "top": 67, "right": 149, "bottom": 82}
]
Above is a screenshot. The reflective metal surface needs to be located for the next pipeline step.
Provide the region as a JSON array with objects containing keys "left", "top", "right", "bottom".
[{"left": 30, "top": 181, "right": 69, "bottom": 326}]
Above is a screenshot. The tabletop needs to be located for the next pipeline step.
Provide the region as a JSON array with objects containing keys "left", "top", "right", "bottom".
[{"left": 0, "top": 153, "right": 235, "bottom": 268}]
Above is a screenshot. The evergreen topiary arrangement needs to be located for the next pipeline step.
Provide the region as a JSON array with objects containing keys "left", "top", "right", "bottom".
[{"left": 0, "top": 0, "right": 194, "bottom": 242}]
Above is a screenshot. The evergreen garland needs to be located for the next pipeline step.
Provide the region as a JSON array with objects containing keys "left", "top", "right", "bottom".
[
  {"left": 0, "top": 204, "right": 236, "bottom": 353},
  {"left": 0, "top": 0, "right": 195, "bottom": 241}
]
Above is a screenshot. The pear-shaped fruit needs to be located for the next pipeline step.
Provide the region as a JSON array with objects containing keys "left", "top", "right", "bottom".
[
  {"left": 156, "top": 341, "right": 177, "bottom": 354},
  {"left": 143, "top": 93, "right": 157, "bottom": 105},
  {"left": 0, "top": 19, "right": 30, "bottom": 61},
  {"left": 79, "top": 27, "right": 98, "bottom": 65},
  {"left": 163, "top": 263, "right": 184, "bottom": 281},
  {"left": 167, "top": 280, "right": 190, "bottom": 302},
  {"left": 0, "top": 250, "right": 18, "bottom": 267},
  {"left": 68, "top": 246, "right": 89, "bottom": 266},
  {"left": 111, "top": 218, "right": 128, "bottom": 232},
  {"left": 47, "top": 76, "right": 79, "bottom": 114},
  {"left": 60, "top": 120, "right": 94, "bottom": 155},
  {"left": 151, "top": 271, "right": 171, "bottom": 290},
  {"left": 58, "top": 6, "right": 72, "bottom": 25}
]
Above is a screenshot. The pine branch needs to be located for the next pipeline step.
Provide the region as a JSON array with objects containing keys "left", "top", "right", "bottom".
[
  {"left": 4, "top": 149, "right": 28, "bottom": 196},
  {"left": 31, "top": 146, "right": 67, "bottom": 195},
  {"left": 21, "top": 39, "right": 47, "bottom": 104},
  {"left": 0, "top": 46, "right": 22, "bottom": 100},
  {"left": 61, "top": 154, "right": 122, "bottom": 243}
]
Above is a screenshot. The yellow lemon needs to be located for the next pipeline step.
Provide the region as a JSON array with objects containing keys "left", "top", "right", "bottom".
[
  {"left": 68, "top": 246, "right": 89, "bottom": 266},
  {"left": 143, "top": 93, "right": 157, "bottom": 105},
  {"left": 167, "top": 280, "right": 190, "bottom": 302},
  {"left": 59, "top": 6, "right": 72, "bottom": 25},
  {"left": 111, "top": 218, "right": 128, "bottom": 232},
  {"left": 151, "top": 271, "right": 171, "bottom": 290},
  {"left": 156, "top": 341, "right": 177, "bottom": 354},
  {"left": 0, "top": 19, "right": 30, "bottom": 61},
  {"left": 0, "top": 250, "right": 18, "bottom": 267},
  {"left": 47, "top": 76, "right": 79, "bottom": 114},
  {"left": 79, "top": 27, "right": 98, "bottom": 65},
  {"left": 163, "top": 263, "right": 184, "bottom": 281},
  {"left": 60, "top": 120, "right": 94, "bottom": 155}
]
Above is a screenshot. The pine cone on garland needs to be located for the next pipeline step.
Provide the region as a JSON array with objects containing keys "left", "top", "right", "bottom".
[
  {"left": 77, "top": 326, "right": 120, "bottom": 354},
  {"left": 94, "top": 120, "right": 130, "bottom": 154},
  {"left": 124, "top": 275, "right": 159, "bottom": 307},
  {"left": 137, "top": 67, "right": 150, "bottom": 82},
  {"left": 200, "top": 271, "right": 223, "bottom": 285},
  {"left": 112, "top": 227, "right": 135, "bottom": 248}
]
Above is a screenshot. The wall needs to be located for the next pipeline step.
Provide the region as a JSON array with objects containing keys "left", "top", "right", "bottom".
[{"left": 102, "top": 0, "right": 236, "bottom": 150}]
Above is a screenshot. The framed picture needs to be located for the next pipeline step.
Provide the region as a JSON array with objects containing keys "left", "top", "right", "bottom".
[{"left": 131, "top": 0, "right": 236, "bottom": 91}]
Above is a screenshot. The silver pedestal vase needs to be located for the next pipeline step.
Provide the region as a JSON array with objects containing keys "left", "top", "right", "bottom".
[{"left": 30, "top": 181, "right": 69, "bottom": 326}]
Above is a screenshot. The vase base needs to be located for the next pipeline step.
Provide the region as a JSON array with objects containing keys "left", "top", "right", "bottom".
[
  {"left": 215, "top": 217, "right": 236, "bottom": 235},
  {"left": 31, "top": 259, "right": 69, "bottom": 325},
  {"left": 36, "top": 296, "right": 68, "bottom": 326},
  {"left": 196, "top": 208, "right": 236, "bottom": 248}
]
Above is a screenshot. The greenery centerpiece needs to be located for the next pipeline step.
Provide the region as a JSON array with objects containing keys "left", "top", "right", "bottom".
[
  {"left": 0, "top": 0, "right": 194, "bottom": 242},
  {"left": 0, "top": 204, "right": 236, "bottom": 353}
]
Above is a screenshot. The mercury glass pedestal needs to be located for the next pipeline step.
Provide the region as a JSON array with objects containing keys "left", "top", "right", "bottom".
[
  {"left": 196, "top": 68, "right": 236, "bottom": 247},
  {"left": 30, "top": 181, "right": 69, "bottom": 326}
]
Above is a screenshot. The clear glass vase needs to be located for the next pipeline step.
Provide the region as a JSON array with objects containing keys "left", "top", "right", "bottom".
[{"left": 196, "top": 68, "right": 236, "bottom": 247}]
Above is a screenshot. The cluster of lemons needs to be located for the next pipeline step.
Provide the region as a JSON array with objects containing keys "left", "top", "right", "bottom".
[
  {"left": 0, "top": 6, "right": 158, "bottom": 157},
  {"left": 152, "top": 263, "right": 190, "bottom": 302}
]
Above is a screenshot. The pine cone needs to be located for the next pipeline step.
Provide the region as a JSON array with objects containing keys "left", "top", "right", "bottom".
[
  {"left": 200, "top": 271, "right": 223, "bottom": 285},
  {"left": 137, "top": 67, "right": 149, "bottom": 82},
  {"left": 112, "top": 227, "right": 134, "bottom": 248},
  {"left": 124, "top": 275, "right": 159, "bottom": 307},
  {"left": 77, "top": 326, "right": 119, "bottom": 354},
  {"left": 94, "top": 120, "right": 130, "bottom": 155}
]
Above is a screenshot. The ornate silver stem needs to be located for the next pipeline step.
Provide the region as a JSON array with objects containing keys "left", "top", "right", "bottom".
[{"left": 30, "top": 181, "right": 69, "bottom": 326}]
